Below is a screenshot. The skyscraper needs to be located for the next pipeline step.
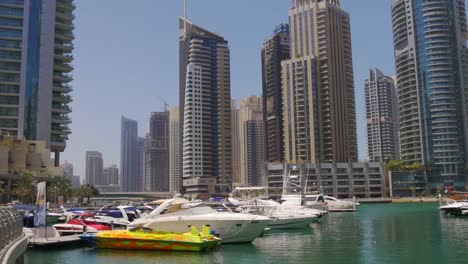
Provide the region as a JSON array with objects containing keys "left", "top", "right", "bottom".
[
  {"left": 261, "top": 24, "right": 290, "bottom": 164},
  {"left": 231, "top": 100, "right": 241, "bottom": 184},
  {"left": 0, "top": 0, "right": 75, "bottom": 165},
  {"left": 169, "top": 106, "right": 181, "bottom": 193},
  {"left": 104, "top": 164, "right": 119, "bottom": 186},
  {"left": 120, "top": 116, "right": 141, "bottom": 192},
  {"left": 239, "top": 96, "right": 265, "bottom": 186},
  {"left": 85, "top": 151, "right": 103, "bottom": 186},
  {"left": 180, "top": 18, "right": 232, "bottom": 195},
  {"left": 282, "top": 0, "right": 357, "bottom": 164},
  {"left": 60, "top": 160, "right": 73, "bottom": 181},
  {"left": 144, "top": 112, "right": 169, "bottom": 192},
  {"left": 391, "top": 0, "right": 468, "bottom": 188},
  {"left": 365, "top": 68, "right": 399, "bottom": 162}
]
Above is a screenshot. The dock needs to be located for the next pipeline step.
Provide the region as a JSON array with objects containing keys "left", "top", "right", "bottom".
[{"left": 28, "top": 235, "right": 82, "bottom": 248}]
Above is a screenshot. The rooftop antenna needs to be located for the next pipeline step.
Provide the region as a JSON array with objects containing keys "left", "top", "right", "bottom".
[{"left": 183, "top": 0, "right": 187, "bottom": 37}]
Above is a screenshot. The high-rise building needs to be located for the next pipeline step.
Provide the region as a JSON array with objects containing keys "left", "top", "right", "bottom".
[
  {"left": 391, "top": 0, "right": 468, "bottom": 189},
  {"left": 85, "top": 151, "right": 103, "bottom": 186},
  {"left": 282, "top": 0, "right": 357, "bottom": 164},
  {"left": 365, "top": 68, "right": 399, "bottom": 162},
  {"left": 120, "top": 116, "right": 142, "bottom": 192},
  {"left": 103, "top": 165, "right": 119, "bottom": 186},
  {"left": 231, "top": 100, "right": 241, "bottom": 184},
  {"left": 71, "top": 175, "right": 80, "bottom": 188},
  {"left": 169, "top": 106, "right": 181, "bottom": 193},
  {"left": 239, "top": 96, "right": 265, "bottom": 186},
  {"left": 60, "top": 160, "right": 73, "bottom": 181},
  {"left": 261, "top": 24, "right": 290, "bottom": 164},
  {"left": 144, "top": 112, "right": 169, "bottom": 192},
  {"left": 180, "top": 18, "right": 232, "bottom": 195},
  {"left": 0, "top": 0, "right": 76, "bottom": 166}
]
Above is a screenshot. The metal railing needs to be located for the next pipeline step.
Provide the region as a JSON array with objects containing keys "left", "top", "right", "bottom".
[{"left": 0, "top": 206, "right": 25, "bottom": 264}]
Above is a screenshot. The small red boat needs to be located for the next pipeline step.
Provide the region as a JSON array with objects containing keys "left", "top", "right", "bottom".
[{"left": 54, "top": 213, "right": 111, "bottom": 235}]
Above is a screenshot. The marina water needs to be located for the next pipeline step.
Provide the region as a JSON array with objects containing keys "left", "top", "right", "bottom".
[{"left": 25, "top": 203, "right": 468, "bottom": 264}]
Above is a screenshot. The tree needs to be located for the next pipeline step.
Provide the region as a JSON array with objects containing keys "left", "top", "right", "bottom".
[
  {"left": 75, "top": 184, "right": 99, "bottom": 204},
  {"left": 49, "top": 176, "right": 72, "bottom": 204},
  {"left": 12, "top": 172, "right": 37, "bottom": 204},
  {"left": 387, "top": 160, "right": 405, "bottom": 171}
]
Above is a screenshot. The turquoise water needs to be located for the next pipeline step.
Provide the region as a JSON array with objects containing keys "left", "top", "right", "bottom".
[{"left": 25, "top": 204, "right": 468, "bottom": 264}]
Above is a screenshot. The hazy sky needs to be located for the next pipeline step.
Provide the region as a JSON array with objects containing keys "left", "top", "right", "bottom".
[{"left": 62, "top": 0, "right": 399, "bottom": 180}]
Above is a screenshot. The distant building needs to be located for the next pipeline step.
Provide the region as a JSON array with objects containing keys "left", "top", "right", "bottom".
[
  {"left": 169, "top": 106, "right": 181, "bottom": 193},
  {"left": 120, "top": 117, "right": 142, "bottom": 192},
  {"left": 282, "top": 0, "right": 357, "bottom": 163},
  {"left": 239, "top": 96, "right": 265, "bottom": 186},
  {"left": 144, "top": 112, "right": 170, "bottom": 192},
  {"left": 0, "top": 0, "right": 76, "bottom": 166},
  {"left": 267, "top": 162, "right": 387, "bottom": 199},
  {"left": 104, "top": 165, "right": 119, "bottom": 186},
  {"left": 365, "top": 68, "right": 399, "bottom": 162},
  {"left": 231, "top": 100, "right": 241, "bottom": 184},
  {"left": 180, "top": 18, "right": 232, "bottom": 195},
  {"left": 71, "top": 175, "right": 81, "bottom": 188},
  {"left": 137, "top": 137, "right": 145, "bottom": 191},
  {"left": 60, "top": 161, "right": 74, "bottom": 181},
  {"left": 85, "top": 151, "right": 104, "bottom": 185},
  {"left": 261, "top": 24, "right": 290, "bottom": 163}
]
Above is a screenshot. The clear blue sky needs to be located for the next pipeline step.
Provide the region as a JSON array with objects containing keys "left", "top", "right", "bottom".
[{"left": 62, "top": 0, "right": 398, "bottom": 180}]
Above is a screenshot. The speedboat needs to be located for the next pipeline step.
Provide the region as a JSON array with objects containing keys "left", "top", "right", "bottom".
[
  {"left": 305, "top": 194, "right": 359, "bottom": 212},
  {"left": 128, "top": 198, "right": 271, "bottom": 243},
  {"left": 84, "top": 205, "right": 140, "bottom": 228},
  {"left": 439, "top": 201, "right": 468, "bottom": 216},
  {"left": 230, "top": 198, "right": 326, "bottom": 229},
  {"left": 80, "top": 225, "right": 220, "bottom": 252},
  {"left": 54, "top": 213, "right": 111, "bottom": 235}
]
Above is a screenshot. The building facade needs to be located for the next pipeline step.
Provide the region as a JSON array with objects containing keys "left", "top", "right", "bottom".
[
  {"left": 231, "top": 100, "right": 241, "bottom": 184},
  {"left": 180, "top": 18, "right": 233, "bottom": 195},
  {"left": 261, "top": 24, "right": 290, "bottom": 164},
  {"left": 282, "top": 0, "right": 357, "bottom": 164},
  {"left": 267, "top": 162, "right": 387, "bottom": 199},
  {"left": 60, "top": 160, "right": 73, "bottom": 181},
  {"left": 120, "top": 116, "right": 142, "bottom": 192},
  {"left": 0, "top": 0, "right": 76, "bottom": 165},
  {"left": 85, "top": 151, "right": 103, "bottom": 186},
  {"left": 365, "top": 68, "right": 399, "bottom": 162},
  {"left": 391, "top": 0, "right": 468, "bottom": 189},
  {"left": 169, "top": 106, "right": 181, "bottom": 193},
  {"left": 103, "top": 164, "right": 119, "bottom": 186},
  {"left": 144, "top": 112, "right": 169, "bottom": 192},
  {"left": 239, "top": 96, "right": 265, "bottom": 186}
]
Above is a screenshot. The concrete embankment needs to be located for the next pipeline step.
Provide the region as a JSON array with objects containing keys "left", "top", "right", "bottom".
[{"left": 358, "top": 197, "right": 442, "bottom": 204}]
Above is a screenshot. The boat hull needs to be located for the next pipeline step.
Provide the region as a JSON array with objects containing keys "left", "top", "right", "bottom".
[
  {"left": 268, "top": 216, "right": 316, "bottom": 229},
  {"left": 134, "top": 218, "right": 270, "bottom": 244},
  {"left": 80, "top": 232, "right": 219, "bottom": 252}
]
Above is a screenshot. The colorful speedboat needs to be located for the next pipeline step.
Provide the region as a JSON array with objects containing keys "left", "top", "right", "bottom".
[{"left": 80, "top": 226, "right": 220, "bottom": 252}]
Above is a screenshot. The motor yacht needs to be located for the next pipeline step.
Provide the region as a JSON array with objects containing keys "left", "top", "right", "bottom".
[
  {"left": 84, "top": 205, "right": 140, "bottom": 228},
  {"left": 439, "top": 200, "right": 468, "bottom": 216},
  {"left": 128, "top": 198, "right": 271, "bottom": 243},
  {"left": 230, "top": 198, "right": 326, "bottom": 229},
  {"left": 304, "top": 194, "right": 359, "bottom": 212}
]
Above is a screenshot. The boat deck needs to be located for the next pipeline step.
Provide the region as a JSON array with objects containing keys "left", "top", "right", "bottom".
[{"left": 28, "top": 235, "right": 82, "bottom": 248}]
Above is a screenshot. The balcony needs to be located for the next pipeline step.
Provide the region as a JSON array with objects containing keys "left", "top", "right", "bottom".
[
  {"left": 51, "top": 104, "right": 71, "bottom": 114},
  {"left": 54, "top": 53, "right": 73, "bottom": 62},
  {"left": 54, "top": 42, "right": 73, "bottom": 52},
  {"left": 53, "top": 63, "right": 73, "bottom": 73},
  {"left": 53, "top": 83, "right": 72, "bottom": 93},
  {"left": 52, "top": 93, "right": 72, "bottom": 103},
  {"left": 51, "top": 115, "right": 71, "bottom": 124},
  {"left": 55, "top": 30, "right": 74, "bottom": 41},
  {"left": 53, "top": 72, "right": 73, "bottom": 83}
]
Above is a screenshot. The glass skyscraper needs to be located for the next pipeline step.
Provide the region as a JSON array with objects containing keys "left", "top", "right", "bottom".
[
  {"left": 392, "top": 0, "right": 468, "bottom": 189},
  {"left": 0, "top": 0, "right": 75, "bottom": 165}
]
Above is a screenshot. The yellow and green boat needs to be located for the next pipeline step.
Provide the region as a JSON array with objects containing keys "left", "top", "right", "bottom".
[{"left": 80, "top": 225, "right": 220, "bottom": 252}]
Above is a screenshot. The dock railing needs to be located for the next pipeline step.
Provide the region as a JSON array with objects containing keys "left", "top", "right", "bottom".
[{"left": 0, "top": 207, "right": 27, "bottom": 264}]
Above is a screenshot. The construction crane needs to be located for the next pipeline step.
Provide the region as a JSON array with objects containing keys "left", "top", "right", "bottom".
[{"left": 158, "top": 97, "right": 169, "bottom": 112}]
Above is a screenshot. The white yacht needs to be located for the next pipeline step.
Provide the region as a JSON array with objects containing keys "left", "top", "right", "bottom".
[
  {"left": 84, "top": 205, "right": 139, "bottom": 228},
  {"left": 439, "top": 201, "right": 468, "bottom": 216},
  {"left": 305, "top": 194, "right": 359, "bottom": 212},
  {"left": 128, "top": 198, "right": 271, "bottom": 243},
  {"left": 231, "top": 198, "right": 326, "bottom": 229}
]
